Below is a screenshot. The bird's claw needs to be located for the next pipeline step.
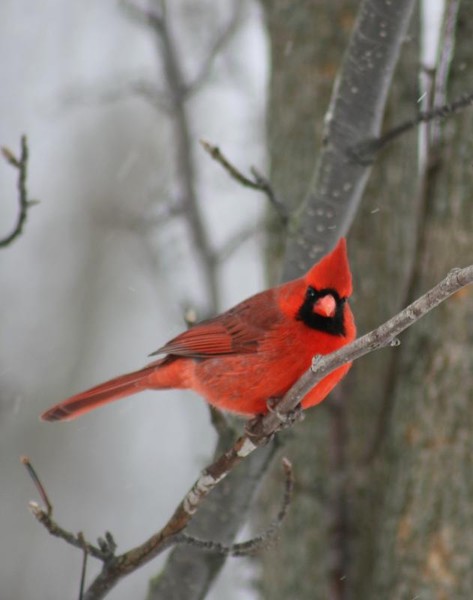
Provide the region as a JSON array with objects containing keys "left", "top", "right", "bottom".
[
  {"left": 244, "top": 399, "right": 305, "bottom": 443},
  {"left": 244, "top": 415, "right": 274, "bottom": 445},
  {"left": 266, "top": 397, "right": 305, "bottom": 429}
]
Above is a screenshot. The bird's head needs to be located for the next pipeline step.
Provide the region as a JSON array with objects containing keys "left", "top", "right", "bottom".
[
  {"left": 279, "top": 238, "right": 353, "bottom": 336},
  {"left": 304, "top": 237, "right": 352, "bottom": 300}
]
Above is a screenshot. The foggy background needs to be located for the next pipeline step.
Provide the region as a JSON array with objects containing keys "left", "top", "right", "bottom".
[{"left": 0, "top": 1, "right": 267, "bottom": 598}]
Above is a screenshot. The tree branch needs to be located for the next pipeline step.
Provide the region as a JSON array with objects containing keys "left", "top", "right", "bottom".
[
  {"left": 0, "top": 135, "right": 37, "bottom": 248},
  {"left": 175, "top": 456, "right": 294, "bottom": 557},
  {"left": 201, "top": 139, "right": 288, "bottom": 223},
  {"left": 352, "top": 90, "right": 473, "bottom": 162},
  {"left": 282, "top": 0, "right": 417, "bottom": 278},
  {"left": 145, "top": 0, "right": 220, "bottom": 312},
  {"left": 30, "top": 262, "right": 473, "bottom": 599}
]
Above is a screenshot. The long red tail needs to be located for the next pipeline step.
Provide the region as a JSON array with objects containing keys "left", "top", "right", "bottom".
[{"left": 41, "top": 362, "right": 165, "bottom": 422}]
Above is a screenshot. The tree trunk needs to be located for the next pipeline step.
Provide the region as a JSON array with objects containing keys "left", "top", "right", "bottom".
[
  {"left": 353, "top": 3, "right": 473, "bottom": 598},
  {"left": 259, "top": 2, "right": 473, "bottom": 599},
  {"left": 258, "top": 2, "right": 360, "bottom": 598},
  {"left": 262, "top": 0, "right": 359, "bottom": 283}
]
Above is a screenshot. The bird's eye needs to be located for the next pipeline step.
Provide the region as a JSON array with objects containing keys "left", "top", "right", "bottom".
[{"left": 306, "top": 286, "right": 317, "bottom": 300}]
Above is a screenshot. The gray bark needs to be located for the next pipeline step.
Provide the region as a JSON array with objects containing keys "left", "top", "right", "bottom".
[
  {"left": 354, "top": 3, "right": 473, "bottom": 597},
  {"left": 259, "top": 1, "right": 416, "bottom": 598},
  {"left": 261, "top": 1, "right": 473, "bottom": 599},
  {"left": 282, "top": 0, "right": 417, "bottom": 279}
]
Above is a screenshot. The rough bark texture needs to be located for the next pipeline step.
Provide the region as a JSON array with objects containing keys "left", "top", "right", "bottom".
[
  {"left": 258, "top": 2, "right": 360, "bottom": 598},
  {"left": 280, "top": 0, "right": 416, "bottom": 278},
  {"left": 353, "top": 4, "right": 473, "bottom": 598},
  {"left": 348, "top": 7, "right": 422, "bottom": 594},
  {"left": 262, "top": 0, "right": 359, "bottom": 282},
  {"left": 260, "top": 2, "right": 473, "bottom": 600}
]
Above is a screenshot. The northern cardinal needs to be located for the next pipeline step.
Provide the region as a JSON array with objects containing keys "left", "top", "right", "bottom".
[{"left": 41, "top": 238, "right": 355, "bottom": 422}]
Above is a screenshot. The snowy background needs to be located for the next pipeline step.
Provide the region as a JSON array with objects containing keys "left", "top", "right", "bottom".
[{"left": 0, "top": 1, "right": 267, "bottom": 598}]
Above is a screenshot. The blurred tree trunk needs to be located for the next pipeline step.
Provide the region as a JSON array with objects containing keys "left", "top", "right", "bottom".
[
  {"left": 258, "top": 2, "right": 361, "bottom": 598},
  {"left": 259, "top": 2, "right": 473, "bottom": 599},
  {"left": 353, "top": 2, "right": 473, "bottom": 598},
  {"left": 262, "top": 0, "right": 359, "bottom": 283}
]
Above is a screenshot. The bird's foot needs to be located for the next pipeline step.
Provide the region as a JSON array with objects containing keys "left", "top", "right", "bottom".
[
  {"left": 243, "top": 399, "right": 305, "bottom": 443},
  {"left": 266, "top": 397, "right": 305, "bottom": 429},
  {"left": 244, "top": 414, "right": 274, "bottom": 445}
]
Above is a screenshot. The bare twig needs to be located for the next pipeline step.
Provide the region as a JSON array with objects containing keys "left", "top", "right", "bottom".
[
  {"left": 1, "top": 135, "right": 37, "bottom": 248},
  {"left": 200, "top": 140, "right": 288, "bottom": 223},
  {"left": 28, "top": 503, "right": 115, "bottom": 562},
  {"left": 260, "top": 265, "right": 473, "bottom": 435},
  {"left": 31, "top": 262, "right": 473, "bottom": 600},
  {"left": 78, "top": 532, "right": 89, "bottom": 600},
  {"left": 176, "top": 457, "right": 293, "bottom": 556},
  {"left": 21, "top": 456, "right": 53, "bottom": 516},
  {"left": 351, "top": 91, "right": 473, "bottom": 164}
]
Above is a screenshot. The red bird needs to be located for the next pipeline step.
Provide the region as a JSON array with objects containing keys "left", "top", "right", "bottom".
[{"left": 41, "top": 238, "right": 355, "bottom": 422}]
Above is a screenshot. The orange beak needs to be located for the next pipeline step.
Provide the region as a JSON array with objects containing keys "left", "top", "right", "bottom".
[{"left": 313, "top": 295, "right": 336, "bottom": 318}]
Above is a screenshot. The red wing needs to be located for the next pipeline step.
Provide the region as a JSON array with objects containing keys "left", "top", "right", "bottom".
[{"left": 149, "top": 291, "right": 280, "bottom": 359}]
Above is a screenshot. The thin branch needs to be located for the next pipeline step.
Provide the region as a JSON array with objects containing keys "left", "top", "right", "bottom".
[
  {"left": 176, "top": 457, "right": 293, "bottom": 556},
  {"left": 78, "top": 532, "right": 89, "bottom": 600},
  {"left": 184, "top": 1, "right": 244, "bottom": 97},
  {"left": 31, "top": 262, "right": 473, "bottom": 600},
  {"left": 28, "top": 502, "right": 115, "bottom": 562},
  {"left": 256, "top": 264, "right": 473, "bottom": 437},
  {"left": 351, "top": 91, "right": 473, "bottom": 164},
  {"left": 200, "top": 140, "right": 288, "bottom": 223},
  {"left": 21, "top": 456, "right": 53, "bottom": 516},
  {"left": 0, "top": 135, "right": 37, "bottom": 248}
]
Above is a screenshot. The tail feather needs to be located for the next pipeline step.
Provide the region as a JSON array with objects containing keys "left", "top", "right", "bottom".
[{"left": 41, "top": 364, "right": 160, "bottom": 422}]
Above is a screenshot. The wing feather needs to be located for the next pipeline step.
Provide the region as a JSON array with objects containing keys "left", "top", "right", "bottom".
[{"left": 149, "top": 290, "right": 280, "bottom": 358}]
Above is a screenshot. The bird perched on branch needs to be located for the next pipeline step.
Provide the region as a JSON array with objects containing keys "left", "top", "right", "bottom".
[{"left": 41, "top": 238, "right": 356, "bottom": 422}]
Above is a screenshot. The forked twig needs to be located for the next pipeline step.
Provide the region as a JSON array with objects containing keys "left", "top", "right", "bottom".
[{"left": 200, "top": 139, "right": 288, "bottom": 223}]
